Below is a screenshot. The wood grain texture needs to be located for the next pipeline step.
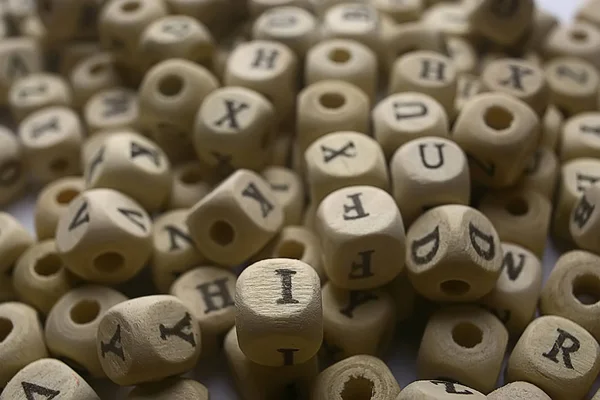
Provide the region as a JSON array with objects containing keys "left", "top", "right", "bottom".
[{"left": 397, "top": 380, "right": 486, "bottom": 399}]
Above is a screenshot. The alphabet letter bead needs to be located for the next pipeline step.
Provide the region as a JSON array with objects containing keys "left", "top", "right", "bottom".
[
  {"left": 84, "top": 88, "right": 140, "bottom": 134},
  {"left": 417, "top": 306, "right": 508, "bottom": 393},
  {"left": 127, "top": 378, "right": 209, "bottom": 400},
  {"left": 0, "top": 38, "right": 42, "bottom": 105},
  {"left": 468, "top": 0, "right": 534, "bottom": 46},
  {"left": 0, "top": 127, "right": 27, "bottom": 206},
  {"left": 151, "top": 209, "right": 205, "bottom": 293},
  {"left": 18, "top": 106, "right": 83, "bottom": 183},
  {"left": 9, "top": 73, "right": 72, "bottom": 123},
  {"left": 235, "top": 258, "right": 322, "bottom": 367},
  {"left": 85, "top": 131, "right": 171, "bottom": 212},
  {"left": 70, "top": 52, "right": 123, "bottom": 108},
  {"left": 321, "top": 3, "right": 381, "bottom": 57},
  {"left": 312, "top": 355, "right": 400, "bottom": 400},
  {"left": 321, "top": 282, "right": 396, "bottom": 361},
  {"left": 305, "top": 131, "right": 388, "bottom": 204},
  {"left": 97, "top": 295, "right": 201, "bottom": 385},
  {"left": 34, "top": 177, "right": 85, "bottom": 240},
  {"left": 570, "top": 182, "right": 600, "bottom": 253},
  {"left": 518, "top": 148, "right": 559, "bottom": 200},
  {"left": 45, "top": 285, "right": 128, "bottom": 377},
  {"left": 390, "top": 137, "right": 470, "bottom": 227},
  {"left": 452, "top": 93, "right": 540, "bottom": 188},
  {"left": 262, "top": 166, "right": 304, "bottom": 226},
  {"left": 406, "top": 205, "right": 502, "bottom": 302},
  {"left": 397, "top": 380, "right": 486, "bottom": 400},
  {"left": 0, "top": 359, "right": 99, "bottom": 400},
  {"left": 389, "top": 51, "right": 457, "bottom": 118},
  {"left": 560, "top": 112, "right": 600, "bottom": 162},
  {"left": 545, "top": 57, "right": 599, "bottom": 117},
  {"left": 56, "top": 188, "right": 153, "bottom": 284},
  {"left": 193, "top": 86, "right": 276, "bottom": 174},
  {"left": 488, "top": 382, "right": 551, "bottom": 400},
  {"left": 186, "top": 169, "right": 284, "bottom": 267},
  {"left": 171, "top": 266, "right": 236, "bottom": 357},
  {"left": 316, "top": 186, "right": 405, "bottom": 290},
  {"left": 544, "top": 22, "right": 600, "bottom": 68},
  {"left": 506, "top": 315, "right": 600, "bottom": 400},
  {"left": 167, "top": 162, "right": 212, "bottom": 210},
  {"left": 480, "top": 243, "right": 542, "bottom": 336},
  {"left": 0, "top": 302, "right": 47, "bottom": 388},
  {"left": 225, "top": 40, "right": 298, "bottom": 121}
]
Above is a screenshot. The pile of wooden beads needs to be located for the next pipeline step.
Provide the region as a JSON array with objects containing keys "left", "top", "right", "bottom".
[{"left": 3, "top": 0, "right": 600, "bottom": 399}]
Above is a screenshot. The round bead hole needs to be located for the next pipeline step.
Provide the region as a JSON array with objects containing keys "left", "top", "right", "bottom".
[
  {"left": 340, "top": 375, "right": 374, "bottom": 400},
  {"left": 210, "top": 221, "right": 235, "bottom": 246},
  {"left": 0, "top": 317, "right": 13, "bottom": 343},
  {"left": 70, "top": 300, "right": 101, "bottom": 325},
  {"left": 452, "top": 322, "right": 483, "bottom": 349},
  {"left": 319, "top": 92, "right": 346, "bottom": 109},
  {"left": 56, "top": 188, "right": 80, "bottom": 205},
  {"left": 121, "top": 1, "right": 141, "bottom": 12},
  {"left": 571, "top": 29, "right": 589, "bottom": 42},
  {"left": 484, "top": 106, "right": 513, "bottom": 130},
  {"left": 440, "top": 280, "right": 470, "bottom": 296},
  {"left": 93, "top": 252, "right": 125, "bottom": 273},
  {"left": 180, "top": 168, "right": 203, "bottom": 185},
  {"left": 158, "top": 74, "right": 184, "bottom": 97},
  {"left": 329, "top": 48, "right": 351, "bottom": 63},
  {"left": 34, "top": 254, "right": 63, "bottom": 277},
  {"left": 505, "top": 197, "right": 529, "bottom": 216},
  {"left": 89, "top": 62, "right": 107, "bottom": 75},
  {"left": 276, "top": 240, "right": 305, "bottom": 260},
  {"left": 572, "top": 274, "right": 600, "bottom": 305}
]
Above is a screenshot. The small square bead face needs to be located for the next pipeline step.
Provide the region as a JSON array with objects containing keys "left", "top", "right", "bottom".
[
  {"left": 84, "top": 88, "right": 140, "bottom": 134},
  {"left": 545, "top": 57, "right": 599, "bottom": 117},
  {"left": 468, "top": 0, "right": 534, "bottom": 45}
]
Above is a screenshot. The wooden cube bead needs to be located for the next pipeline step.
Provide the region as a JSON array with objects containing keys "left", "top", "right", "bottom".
[
  {"left": 12, "top": 240, "right": 74, "bottom": 315},
  {"left": 406, "top": 205, "right": 502, "bottom": 302},
  {"left": 321, "top": 281, "right": 396, "bottom": 361},
  {"left": 139, "top": 59, "right": 219, "bottom": 164},
  {"left": 45, "top": 285, "right": 128, "bottom": 377},
  {"left": 488, "top": 382, "right": 551, "bottom": 400},
  {"left": 80, "top": 130, "right": 120, "bottom": 169},
  {"left": 18, "top": 106, "right": 83, "bottom": 184},
  {"left": 8, "top": 73, "right": 72, "bottom": 123},
  {"left": 560, "top": 112, "right": 600, "bottom": 162},
  {"left": 468, "top": 0, "right": 534, "bottom": 46},
  {"left": 236, "top": 258, "right": 321, "bottom": 367},
  {"left": 506, "top": 315, "right": 600, "bottom": 400},
  {"left": 84, "top": 131, "right": 171, "bottom": 212},
  {"left": 316, "top": 185, "right": 405, "bottom": 290},
  {"left": 225, "top": 40, "right": 297, "bottom": 121},
  {"left": 167, "top": 162, "right": 212, "bottom": 210},
  {"left": 321, "top": 3, "right": 381, "bottom": 56},
  {"left": 373, "top": 93, "right": 449, "bottom": 160},
  {"left": 83, "top": 88, "right": 140, "bottom": 134},
  {"left": 127, "top": 378, "right": 209, "bottom": 400},
  {"left": 553, "top": 158, "right": 600, "bottom": 242},
  {"left": 186, "top": 169, "right": 283, "bottom": 267},
  {"left": 480, "top": 242, "right": 542, "bottom": 336},
  {"left": 97, "top": 295, "right": 201, "bottom": 385},
  {"left": 480, "top": 58, "right": 548, "bottom": 117},
  {"left": 422, "top": 3, "right": 473, "bottom": 40},
  {"left": 452, "top": 93, "right": 540, "bottom": 188},
  {"left": 139, "top": 15, "right": 214, "bottom": 71},
  {"left": 99, "top": 0, "right": 168, "bottom": 69},
  {"left": 518, "top": 148, "right": 559, "bottom": 200},
  {"left": 446, "top": 37, "right": 477, "bottom": 76},
  {"left": 297, "top": 80, "right": 370, "bottom": 154},
  {"left": 56, "top": 188, "right": 153, "bottom": 284},
  {"left": 570, "top": 182, "right": 600, "bottom": 253},
  {"left": 0, "top": 302, "right": 47, "bottom": 388},
  {"left": 417, "top": 306, "right": 508, "bottom": 393},
  {"left": 151, "top": 209, "right": 205, "bottom": 293},
  {"left": 544, "top": 22, "right": 600, "bottom": 69},
  {"left": 0, "top": 38, "right": 43, "bottom": 105},
  {"left": 397, "top": 380, "right": 487, "bottom": 400},
  {"left": 35, "top": 177, "right": 84, "bottom": 241},
  {"left": 312, "top": 355, "right": 400, "bottom": 400},
  {"left": 0, "top": 127, "right": 27, "bottom": 207},
  {"left": 262, "top": 166, "right": 304, "bottom": 226},
  {"left": 454, "top": 74, "right": 482, "bottom": 116},
  {"left": 305, "top": 39, "right": 378, "bottom": 102},
  {"left": 389, "top": 51, "right": 457, "bottom": 118},
  {"left": 390, "top": 137, "right": 470, "bottom": 227},
  {"left": 224, "top": 326, "right": 319, "bottom": 400},
  {"left": 59, "top": 42, "right": 100, "bottom": 78},
  {"left": 193, "top": 86, "right": 276, "bottom": 174},
  {"left": 252, "top": 6, "right": 318, "bottom": 59},
  {"left": 545, "top": 57, "right": 599, "bottom": 117},
  {"left": 171, "top": 266, "right": 236, "bottom": 357},
  {"left": 305, "top": 131, "right": 388, "bottom": 204},
  {"left": 0, "top": 213, "right": 34, "bottom": 277},
  {"left": 371, "top": 0, "right": 423, "bottom": 23},
  {"left": 70, "top": 52, "right": 123, "bottom": 108},
  {"left": 0, "top": 358, "right": 99, "bottom": 400},
  {"left": 381, "top": 22, "right": 447, "bottom": 72}
]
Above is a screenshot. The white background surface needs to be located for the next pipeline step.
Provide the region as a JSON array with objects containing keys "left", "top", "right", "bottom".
[{"left": 3, "top": 1, "right": 586, "bottom": 399}]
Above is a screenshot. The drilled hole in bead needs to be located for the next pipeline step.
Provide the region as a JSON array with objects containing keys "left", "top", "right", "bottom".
[
  {"left": 571, "top": 29, "right": 589, "bottom": 42},
  {"left": 34, "top": 254, "right": 62, "bottom": 277},
  {"left": 70, "top": 300, "right": 100, "bottom": 324},
  {"left": 180, "top": 168, "right": 203, "bottom": 185},
  {"left": 329, "top": 48, "right": 351, "bottom": 63},
  {"left": 56, "top": 188, "right": 79, "bottom": 205},
  {"left": 276, "top": 240, "right": 305, "bottom": 260},
  {"left": 89, "top": 62, "right": 107, "bottom": 75},
  {"left": 452, "top": 322, "right": 482, "bottom": 349},
  {"left": 158, "top": 74, "right": 184, "bottom": 97},
  {"left": 319, "top": 92, "right": 346, "bottom": 109},
  {"left": 210, "top": 221, "right": 235, "bottom": 246},
  {"left": 484, "top": 106, "right": 513, "bottom": 130},
  {"left": 572, "top": 274, "right": 600, "bottom": 305},
  {"left": 93, "top": 252, "right": 125, "bottom": 273},
  {"left": 120, "top": 1, "right": 141, "bottom": 12},
  {"left": 340, "top": 376, "right": 374, "bottom": 400},
  {"left": 505, "top": 197, "right": 529, "bottom": 216},
  {"left": 49, "top": 158, "right": 69, "bottom": 173},
  {"left": 440, "top": 280, "right": 470, "bottom": 296},
  {"left": 0, "top": 317, "right": 13, "bottom": 343}
]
